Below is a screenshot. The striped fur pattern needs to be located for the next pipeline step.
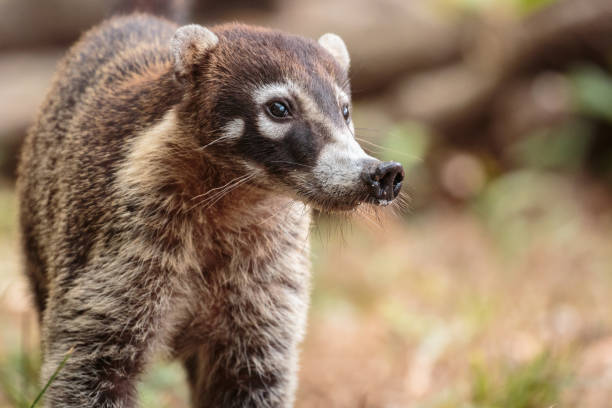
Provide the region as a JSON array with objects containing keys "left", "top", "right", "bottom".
[{"left": 17, "top": 14, "right": 381, "bottom": 407}]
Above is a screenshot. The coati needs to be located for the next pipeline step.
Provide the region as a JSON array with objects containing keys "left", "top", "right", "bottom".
[{"left": 17, "top": 12, "right": 404, "bottom": 408}]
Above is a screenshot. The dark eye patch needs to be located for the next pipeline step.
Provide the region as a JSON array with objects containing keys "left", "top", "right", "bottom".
[{"left": 237, "top": 119, "right": 324, "bottom": 174}]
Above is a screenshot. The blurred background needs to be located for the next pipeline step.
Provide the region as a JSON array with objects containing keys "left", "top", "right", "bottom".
[{"left": 2, "top": 0, "right": 612, "bottom": 406}]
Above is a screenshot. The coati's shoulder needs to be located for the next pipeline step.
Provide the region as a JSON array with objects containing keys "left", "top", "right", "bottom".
[
  {"left": 51, "top": 14, "right": 177, "bottom": 105},
  {"left": 18, "top": 14, "right": 186, "bottom": 217}
]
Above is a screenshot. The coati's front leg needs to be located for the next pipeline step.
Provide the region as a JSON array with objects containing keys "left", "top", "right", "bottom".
[
  {"left": 40, "top": 257, "right": 175, "bottom": 408},
  {"left": 183, "top": 260, "right": 310, "bottom": 408}
]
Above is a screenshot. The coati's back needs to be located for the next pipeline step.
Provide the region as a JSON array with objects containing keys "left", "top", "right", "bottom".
[{"left": 17, "top": 15, "right": 181, "bottom": 315}]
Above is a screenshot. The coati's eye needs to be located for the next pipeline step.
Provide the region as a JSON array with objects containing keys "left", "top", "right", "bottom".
[
  {"left": 267, "top": 101, "right": 291, "bottom": 119},
  {"left": 342, "top": 104, "right": 350, "bottom": 123}
]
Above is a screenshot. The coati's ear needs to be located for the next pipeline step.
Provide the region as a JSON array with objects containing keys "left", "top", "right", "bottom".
[
  {"left": 318, "top": 33, "right": 350, "bottom": 72},
  {"left": 171, "top": 24, "right": 218, "bottom": 81}
]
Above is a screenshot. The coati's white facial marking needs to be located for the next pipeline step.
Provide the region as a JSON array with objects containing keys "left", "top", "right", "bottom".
[
  {"left": 313, "top": 127, "right": 374, "bottom": 191},
  {"left": 314, "top": 146, "right": 370, "bottom": 190},
  {"left": 334, "top": 84, "right": 349, "bottom": 105},
  {"left": 256, "top": 112, "right": 290, "bottom": 140},
  {"left": 253, "top": 83, "right": 295, "bottom": 105},
  {"left": 253, "top": 83, "right": 294, "bottom": 140},
  {"left": 222, "top": 118, "right": 245, "bottom": 140}
]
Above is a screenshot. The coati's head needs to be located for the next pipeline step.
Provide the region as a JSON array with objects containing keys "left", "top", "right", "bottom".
[{"left": 171, "top": 23, "right": 404, "bottom": 212}]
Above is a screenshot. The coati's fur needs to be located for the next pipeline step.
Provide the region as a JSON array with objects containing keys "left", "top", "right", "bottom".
[{"left": 17, "top": 13, "right": 403, "bottom": 408}]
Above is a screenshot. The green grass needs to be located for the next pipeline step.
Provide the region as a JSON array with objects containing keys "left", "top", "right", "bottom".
[
  {"left": 0, "top": 347, "right": 71, "bottom": 408},
  {"left": 0, "top": 350, "right": 41, "bottom": 407},
  {"left": 0, "top": 346, "right": 189, "bottom": 408},
  {"left": 29, "top": 348, "right": 72, "bottom": 408},
  {"left": 470, "top": 352, "right": 567, "bottom": 408},
  {"left": 138, "top": 361, "right": 189, "bottom": 408}
]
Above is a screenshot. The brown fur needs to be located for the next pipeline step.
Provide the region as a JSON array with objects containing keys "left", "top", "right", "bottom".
[{"left": 18, "top": 14, "right": 316, "bottom": 407}]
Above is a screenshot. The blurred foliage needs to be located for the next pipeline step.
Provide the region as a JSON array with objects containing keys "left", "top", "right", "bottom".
[
  {"left": 138, "top": 361, "right": 189, "bottom": 408},
  {"left": 0, "top": 349, "right": 189, "bottom": 408},
  {"left": 439, "top": 0, "right": 558, "bottom": 15},
  {"left": 507, "top": 64, "right": 612, "bottom": 183},
  {"left": 514, "top": 0, "right": 558, "bottom": 14},
  {"left": 0, "top": 350, "right": 40, "bottom": 408},
  {"left": 470, "top": 352, "right": 567, "bottom": 408},
  {"left": 475, "top": 170, "right": 580, "bottom": 256},
  {"left": 381, "top": 122, "right": 431, "bottom": 170},
  {"left": 381, "top": 123, "right": 433, "bottom": 209},
  {"left": 511, "top": 120, "right": 594, "bottom": 171},
  {"left": 571, "top": 65, "right": 612, "bottom": 124}
]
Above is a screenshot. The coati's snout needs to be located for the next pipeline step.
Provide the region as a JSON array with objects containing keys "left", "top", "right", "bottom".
[
  {"left": 361, "top": 161, "right": 404, "bottom": 206},
  {"left": 296, "top": 152, "right": 405, "bottom": 211}
]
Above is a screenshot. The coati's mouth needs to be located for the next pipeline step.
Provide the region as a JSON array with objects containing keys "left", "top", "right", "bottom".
[{"left": 312, "top": 199, "right": 364, "bottom": 213}]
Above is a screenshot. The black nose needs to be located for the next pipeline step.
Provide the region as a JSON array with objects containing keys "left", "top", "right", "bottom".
[{"left": 362, "top": 161, "right": 404, "bottom": 204}]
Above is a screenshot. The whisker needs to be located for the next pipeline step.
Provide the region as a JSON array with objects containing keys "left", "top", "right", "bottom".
[
  {"left": 360, "top": 213, "right": 383, "bottom": 231},
  {"left": 393, "top": 191, "right": 413, "bottom": 214},
  {"left": 199, "top": 173, "right": 258, "bottom": 211},
  {"left": 355, "top": 136, "right": 423, "bottom": 162},
  {"left": 268, "top": 160, "right": 316, "bottom": 169},
  {"left": 196, "top": 174, "right": 254, "bottom": 207},
  {"left": 257, "top": 200, "right": 298, "bottom": 226},
  {"left": 188, "top": 173, "right": 256, "bottom": 212},
  {"left": 354, "top": 127, "right": 383, "bottom": 133},
  {"left": 197, "top": 134, "right": 233, "bottom": 151},
  {"left": 190, "top": 173, "right": 252, "bottom": 201}
]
